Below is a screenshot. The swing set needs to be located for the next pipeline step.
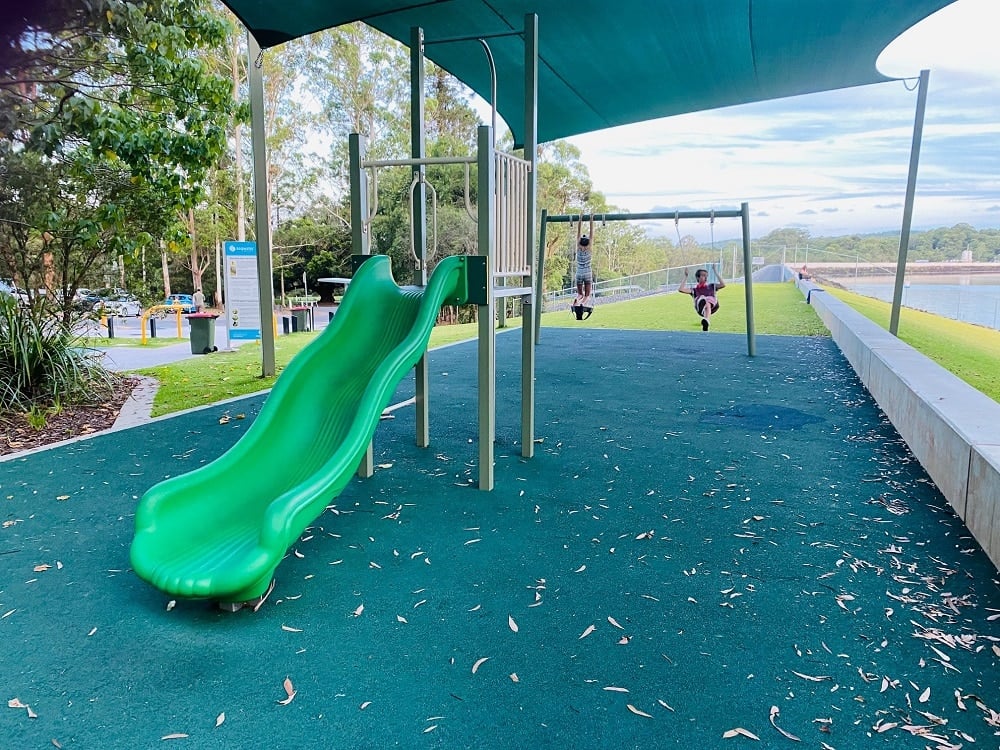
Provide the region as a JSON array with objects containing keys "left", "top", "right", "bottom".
[{"left": 537, "top": 205, "right": 757, "bottom": 356}]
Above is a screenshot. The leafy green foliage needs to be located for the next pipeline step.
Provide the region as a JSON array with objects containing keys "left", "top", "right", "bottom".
[
  {"left": 0, "top": 296, "right": 118, "bottom": 411},
  {"left": 0, "top": 0, "right": 235, "bottom": 318}
]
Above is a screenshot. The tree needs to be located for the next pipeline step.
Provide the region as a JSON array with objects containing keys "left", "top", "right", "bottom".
[{"left": 0, "top": 0, "right": 235, "bottom": 318}]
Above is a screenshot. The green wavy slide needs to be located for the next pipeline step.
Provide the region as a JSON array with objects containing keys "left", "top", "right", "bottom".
[{"left": 130, "top": 255, "right": 469, "bottom": 602}]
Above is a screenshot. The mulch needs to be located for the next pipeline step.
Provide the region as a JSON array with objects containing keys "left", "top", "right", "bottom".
[{"left": 0, "top": 376, "right": 140, "bottom": 456}]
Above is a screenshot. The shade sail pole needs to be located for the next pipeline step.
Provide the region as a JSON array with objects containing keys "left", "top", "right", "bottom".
[
  {"left": 520, "top": 12, "right": 538, "bottom": 459},
  {"left": 411, "top": 26, "right": 430, "bottom": 449},
  {"left": 890, "top": 69, "right": 930, "bottom": 336},
  {"left": 247, "top": 33, "right": 276, "bottom": 377},
  {"left": 477, "top": 125, "right": 496, "bottom": 491},
  {"left": 741, "top": 202, "right": 755, "bottom": 357}
]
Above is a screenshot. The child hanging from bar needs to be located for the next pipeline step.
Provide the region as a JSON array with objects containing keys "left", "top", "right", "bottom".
[{"left": 571, "top": 215, "right": 595, "bottom": 319}]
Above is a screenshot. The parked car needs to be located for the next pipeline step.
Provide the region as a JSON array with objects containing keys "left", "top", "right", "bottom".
[
  {"left": 162, "top": 293, "right": 197, "bottom": 313},
  {"left": 95, "top": 292, "right": 142, "bottom": 317}
]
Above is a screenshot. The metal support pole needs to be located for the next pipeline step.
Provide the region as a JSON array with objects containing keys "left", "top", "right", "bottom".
[
  {"left": 890, "top": 69, "right": 930, "bottom": 336},
  {"left": 247, "top": 33, "right": 276, "bottom": 377},
  {"left": 349, "top": 134, "right": 370, "bottom": 255},
  {"left": 520, "top": 12, "right": 538, "bottom": 460},
  {"left": 348, "top": 132, "right": 373, "bottom": 478},
  {"left": 410, "top": 26, "right": 430, "bottom": 449},
  {"left": 477, "top": 125, "right": 496, "bottom": 491},
  {"left": 740, "top": 202, "right": 755, "bottom": 357},
  {"left": 534, "top": 208, "right": 548, "bottom": 344}
]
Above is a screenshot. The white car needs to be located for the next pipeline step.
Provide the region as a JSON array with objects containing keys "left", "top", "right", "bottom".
[{"left": 95, "top": 293, "right": 142, "bottom": 317}]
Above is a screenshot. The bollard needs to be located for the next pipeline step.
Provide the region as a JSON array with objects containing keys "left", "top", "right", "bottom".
[
  {"left": 107, "top": 315, "right": 115, "bottom": 338},
  {"left": 149, "top": 317, "right": 157, "bottom": 338},
  {"left": 282, "top": 316, "right": 290, "bottom": 334},
  {"left": 329, "top": 311, "right": 335, "bottom": 322}
]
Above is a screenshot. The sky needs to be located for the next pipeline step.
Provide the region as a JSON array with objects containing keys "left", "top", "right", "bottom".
[{"left": 556, "top": 0, "right": 1000, "bottom": 242}]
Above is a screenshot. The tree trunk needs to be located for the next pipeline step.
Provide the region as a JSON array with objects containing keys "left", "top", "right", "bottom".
[
  {"left": 231, "top": 36, "right": 246, "bottom": 242},
  {"left": 161, "top": 241, "right": 171, "bottom": 297},
  {"left": 188, "top": 207, "right": 203, "bottom": 291}
]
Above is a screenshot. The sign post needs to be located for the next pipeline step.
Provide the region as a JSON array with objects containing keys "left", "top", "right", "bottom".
[{"left": 223, "top": 241, "right": 262, "bottom": 347}]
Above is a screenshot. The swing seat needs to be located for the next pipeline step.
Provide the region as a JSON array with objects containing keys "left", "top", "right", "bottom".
[{"left": 571, "top": 304, "right": 593, "bottom": 321}]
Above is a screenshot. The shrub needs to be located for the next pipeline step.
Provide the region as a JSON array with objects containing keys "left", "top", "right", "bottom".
[{"left": 0, "top": 296, "right": 120, "bottom": 412}]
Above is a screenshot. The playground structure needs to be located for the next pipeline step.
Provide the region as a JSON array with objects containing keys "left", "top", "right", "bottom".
[
  {"left": 130, "top": 17, "right": 770, "bottom": 603},
  {"left": 130, "top": 20, "right": 542, "bottom": 602},
  {"left": 129, "top": 0, "right": 951, "bottom": 604}
]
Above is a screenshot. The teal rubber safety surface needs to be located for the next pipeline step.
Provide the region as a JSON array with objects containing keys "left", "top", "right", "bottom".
[{"left": 2, "top": 329, "right": 998, "bottom": 748}]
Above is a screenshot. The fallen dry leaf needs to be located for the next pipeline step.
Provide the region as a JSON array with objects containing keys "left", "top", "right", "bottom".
[
  {"left": 722, "top": 727, "right": 760, "bottom": 740},
  {"left": 509, "top": 673, "right": 519, "bottom": 683},
  {"left": 396, "top": 615, "right": 408, "bottom": 623},
  {"left": 919, "top": 686, "right": 931, "bottom": 703},
  {"left": 281, "top": 625, "right": 303, "bottom": 633},
  {"left": 608, "top": 616, "right": 624, "bottom": 629},
  {"left": 790, "top": 671, "right": 830, "bottom": 682},
  {"left": 579, "top": 624, "right": 596, "bottom": 639},
  {"left": 277, "top": 677, "right": 296, "bottom": 705},
  {"left": 360, "top": 701, "right": 372, "bottom": 710},
  {"left": 508, "top": 615, "right": 518, "bottom": 633},
  {"left": 33, "top": 564, "right": 51, "bottom": 572},
  {"left": 215, "top": 712, "right": 225, "bottom": 727},
  {"left": 352, "top": 603, "right": 364, "bottom": 617},
  {"left": 627, "top": 704, "right": 653, "bottom": 718},
  {"left": 161, "top": 734, "right": 189, "bottom": 740},
  {"left": 769, "top": 706, "right": 800, "bottom": 741},
  {"left": 471, "top": 657, "right": 489, "bottom": 674}
]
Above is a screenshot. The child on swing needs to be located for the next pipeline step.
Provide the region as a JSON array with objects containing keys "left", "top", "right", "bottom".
[
  {"left": 679, "top": 266, "right": 725, "bottom": 331},
  {"left": 572, "top": 215, "right": 595, "bottom": 312}
]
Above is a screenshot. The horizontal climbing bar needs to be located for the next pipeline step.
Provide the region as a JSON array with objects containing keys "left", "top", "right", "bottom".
[
  {"left": 545, "top": 209, "right": 745, "bottom": 223},
  {"left": 361, "top": 155, "right": 477, "bottom": 169}
]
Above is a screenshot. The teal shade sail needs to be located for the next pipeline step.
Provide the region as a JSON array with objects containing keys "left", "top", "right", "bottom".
[{"left": 220, "top": 1, "right": 953, "bottom": 145}]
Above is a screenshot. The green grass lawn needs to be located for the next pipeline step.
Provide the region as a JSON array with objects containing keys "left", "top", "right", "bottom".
[
  {"left": 137, "top": 281, "right": 998, "bottom": 415},
  {"left": 139, "top": 323, "right": 487, "bottom": 417},
  {"left": 828, "top": 287, "right": 1000, "bottom": 402},
  {"left": 541, "top": 282, "right": 829, "bottom": 336}
]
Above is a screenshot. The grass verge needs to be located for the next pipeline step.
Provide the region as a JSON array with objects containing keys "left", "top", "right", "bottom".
[{"left": 827, "top": 287, "right": 1000, "bottom": 402}]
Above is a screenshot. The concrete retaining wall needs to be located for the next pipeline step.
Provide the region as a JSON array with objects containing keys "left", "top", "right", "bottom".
[{"left": 801, "top": 281, "right": 1000, "bottom": 570}]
